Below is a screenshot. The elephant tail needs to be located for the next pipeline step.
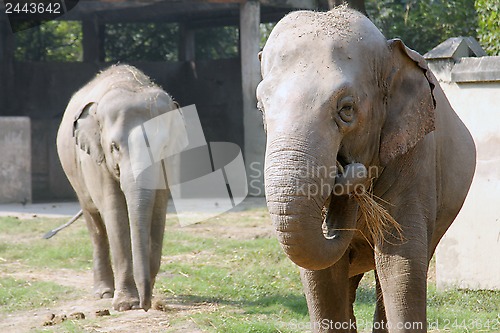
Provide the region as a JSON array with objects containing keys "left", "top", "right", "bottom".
[{"left": 42, "top": 209, "right": 83, "bottom": 239}]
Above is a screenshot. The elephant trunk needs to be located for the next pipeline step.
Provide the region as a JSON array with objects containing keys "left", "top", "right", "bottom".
[
  {"left": 122, "top": 169, "right": 156, "bottom": 312},
  {"left": 265, "top": 138, "right": 360, "bottom": 271}
]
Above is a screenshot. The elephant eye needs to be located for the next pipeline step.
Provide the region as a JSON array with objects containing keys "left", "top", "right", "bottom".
[
  {"left": 339, "top": 106, "right": 354, "bottom": 122},
  {"left": 338, "top": 97, "right": 355, "bottom": 123}
]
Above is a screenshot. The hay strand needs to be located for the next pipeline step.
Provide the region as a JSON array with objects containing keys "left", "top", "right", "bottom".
[
  {"left": 324, "top": 161, "right": 404, "bottom": 247},
  {"left": 353, "top": 186, "right": 404, "bottom": 246}
]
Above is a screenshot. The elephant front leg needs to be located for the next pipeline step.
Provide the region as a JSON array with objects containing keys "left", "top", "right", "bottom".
[
  {"left": 373, "top": 271, "right": 388, "bottom": 333},
  {"left": 149, "top": 189, "right": 168, "bottom": 287},
  {"left": 83, "top": 210, "right": 114, "bottom": 299},
  {"left": 101, "top": 191, "right": 140, "bottom": 311},
  {"left": 300, "top": 253, "right": 353, "bottom": 333},
  {"left": 375, "top": 216, "right": 428, "bottom": 333}
]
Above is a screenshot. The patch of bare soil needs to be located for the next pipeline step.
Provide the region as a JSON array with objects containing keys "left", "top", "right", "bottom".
[
  {"left": 0, "top": 296, "right": 211, "bottom": 333},
  {"left": 0, "top": 263, "right": 215, "bottom": 333},
  {"left": 177, "top": 211, "right": 275, "bottom": 241}
]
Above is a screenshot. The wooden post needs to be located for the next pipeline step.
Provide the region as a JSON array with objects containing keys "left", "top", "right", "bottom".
[
  {"left": 0, "top": 20, "right": 14, "bottom": 64},
  {"left": 0, "top": 19, "right": 15, "bottom": 113},
  {"left": 82, "top": 16, "right": 104, "bottom": 62},
  {"left": 179, "top": 23, "right": 195, "bottom": 62},
  {"left": 240, "top": 0, "right": 264, "bottom": 196}
]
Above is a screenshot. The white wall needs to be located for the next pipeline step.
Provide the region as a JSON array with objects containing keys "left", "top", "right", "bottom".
[
  {"left": 433, "top": 79, "right": 500, "bottom": 290},
  {"left": 0, "top": 117, "right": 31, "bottom": 204}
]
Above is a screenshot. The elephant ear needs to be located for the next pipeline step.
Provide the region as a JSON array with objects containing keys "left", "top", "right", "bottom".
[
  {"left": 73, "top": 102, "right": 104, "bottom": 165},
  {"left": 379, "top": 39, "right": 436, "bottom": 166}
]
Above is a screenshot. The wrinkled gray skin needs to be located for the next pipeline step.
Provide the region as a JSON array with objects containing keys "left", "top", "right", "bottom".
[
  {"left": 258, "top": 8, "right": 476, "bottom": 333},
  {"left": 57, "top": 65, "right": 176, "bottom": 311}
]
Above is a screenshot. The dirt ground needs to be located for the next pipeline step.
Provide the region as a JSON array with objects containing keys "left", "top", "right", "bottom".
[{"left": 0, "top": 262, "right": 209, "bottom": 333}]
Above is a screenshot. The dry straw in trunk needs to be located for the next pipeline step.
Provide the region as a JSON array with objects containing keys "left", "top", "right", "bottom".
[
  {"left": 353, "top": 185, "right": 404, "bottom": 247},
  {"left": 323, "top": 167, "right": 404, "bottom": 248}
]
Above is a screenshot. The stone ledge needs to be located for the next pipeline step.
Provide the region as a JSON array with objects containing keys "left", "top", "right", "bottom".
[{"left": 451, "top": 56, "right": 500, "bottom": 83}]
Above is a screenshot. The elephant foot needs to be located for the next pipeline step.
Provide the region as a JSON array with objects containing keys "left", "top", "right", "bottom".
[
  {"left": 112, "top": 290, "right": 140, "bottom": 311},
  {"left": 100, "top": 291, "right": 114, "bottom": 299},
  {"left": 94, "top": 285, "right": 114, "bottom": 299}
]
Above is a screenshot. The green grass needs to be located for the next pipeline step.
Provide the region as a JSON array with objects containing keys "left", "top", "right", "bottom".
[
  {"left": 0, "top": 211, "right": 499, "bottom": 332},
  {"left": 427, "top": 286, "right": 500, "bottom": 332},
  {"left": 0, "top": 216, "right": 92, "bottom": 270},
  {"left": 0, "top": 277, "right": 80, "bottom": 313}
]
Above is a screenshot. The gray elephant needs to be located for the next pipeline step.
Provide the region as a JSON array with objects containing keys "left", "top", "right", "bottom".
[
  {"left": 258, "top": 7, "right": 476, "bottom": 333},
  {"left": 57, "top": 65, "right": 182, "bottom": 311}
]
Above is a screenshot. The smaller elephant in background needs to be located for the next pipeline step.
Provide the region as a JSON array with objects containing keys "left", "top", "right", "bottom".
[{"left": 57, "top": 65, "right": 185, "bottom": 311}]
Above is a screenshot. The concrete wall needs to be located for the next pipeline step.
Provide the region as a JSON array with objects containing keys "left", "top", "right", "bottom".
[
  {"left": 427, "top": 55, "right": 500, "bottom": 290},
  {"left": 0, "top": 59, "right": 243, "bottom": 201},
  {"left": 0, "top": 117, "right": 31, "bottom": 203}
]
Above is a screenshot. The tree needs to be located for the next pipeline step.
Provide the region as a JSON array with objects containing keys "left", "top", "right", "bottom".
[
  {"left": 104, "top": 22, "right": 178, "bottom": 62},
  {"left": 14, "top": 20, "right": 82, "bottom": 61},
  {"left": 366, "top": 0, "right": 478, "bottom": 54},
  {"left": 105, "top": 23, "right": 240, "bottom": 62},
  {"left": 194, "top": 26, "right": 239, "bottom": 60},
  {"left": 475, "top": 0, "right": 500, "bottom": 55}
]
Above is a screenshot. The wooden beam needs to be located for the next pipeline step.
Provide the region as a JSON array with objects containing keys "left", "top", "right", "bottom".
[
  {"left": 0, "top": 20, "right": 14, "bottom": 63},
  {"left": 0, "top": 19, "right": 15, "bottom": 115},
  {"left": 82, "top": 16, "right": 105, "bottom": 62},
  {"left": 179, "top": 23, "right": 195, "bottom": 62},
  {"left": 240, "top": 0, "right": 265, "bottom": 196},
  {"left": 259, "top": 0, "right": 317, "bottom": 9}
]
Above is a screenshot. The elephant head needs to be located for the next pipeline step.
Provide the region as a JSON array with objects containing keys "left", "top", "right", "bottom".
[
  {"left": 257, "top": 8, "right": 435, "bottom": 270},
  {"left": 73, "top": 76, "right": 180, "bottom": 310}
]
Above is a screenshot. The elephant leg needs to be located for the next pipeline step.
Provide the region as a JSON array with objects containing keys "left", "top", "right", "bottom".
[
  {"left": 375, "top": 215, "right": 428, "bottom": 333},
  {"left": 149, "top": 189, "right": 168, "bottom": 288},
  {"left": 83, "top": 209, "right": 114, "bottom": 299},
  {"left": 348, "top": 273, "right": 364, "bottom": 333},
  {"left": 300, "top": 252, "right": 352, "bottom": 333},
  {"left": 101, "top": 189, "right": 140, "bottom": 311},
  {"left": 373, "top": 271, "right": 388, "bottom": 333}
]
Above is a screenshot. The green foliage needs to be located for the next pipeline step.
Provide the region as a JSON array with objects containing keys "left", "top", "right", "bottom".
[
  {"left": 105, "top": 24, "right": 240, "bottom": 62},
  {"left": 195, "top": 26, "right": 239, "bottom": 60},
  {"left": 366, "top": 0, "right": 478, "bottom": 54},
  {"left": 14, "top": 21, "right": 82, "bottom": 61},
  {"left": 260, "top": 23, "right": 276, "bottom": 49},
  {"left": 475, "top": 0, "right": 500, "bottom": 55},
  {"left": 10, "top": 1, "right": 495, "bottom": 62},
  {"left": 104, "top": 22, "right": 179, "bottom": 62}
]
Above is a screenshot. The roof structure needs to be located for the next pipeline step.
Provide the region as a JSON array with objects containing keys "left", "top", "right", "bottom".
[
  {"left": 1, "top": 0, "right": 319, "bottom": 25},
  {"left": 424, "top": 37, "right": 487, "bottom": 62}
]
